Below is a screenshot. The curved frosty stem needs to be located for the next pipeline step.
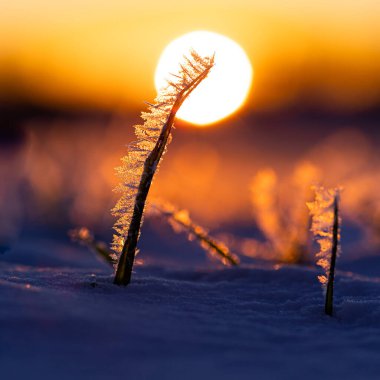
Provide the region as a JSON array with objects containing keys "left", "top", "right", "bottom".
[{"left": 114, "top": 59, "right": 213, "bottom": 285}]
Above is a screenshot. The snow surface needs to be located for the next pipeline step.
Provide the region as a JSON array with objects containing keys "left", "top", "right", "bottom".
[{"left": 2, "top": 238, "right": 380, "bottom": 380}]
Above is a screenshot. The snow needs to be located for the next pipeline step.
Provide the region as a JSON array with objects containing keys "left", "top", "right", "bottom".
[{"left": 2, "top": 237, "right": 380, "bottom": 379}]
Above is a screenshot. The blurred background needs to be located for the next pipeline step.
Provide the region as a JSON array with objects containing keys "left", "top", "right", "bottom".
[{"left": 1, "top": 1, "right": 380, "bottom": 267}]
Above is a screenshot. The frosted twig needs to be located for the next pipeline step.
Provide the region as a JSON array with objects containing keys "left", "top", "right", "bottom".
[
  {"left": 112, "top": 50, "right": 214, "bottom": 285},
  {"left": 149, "top": 200, "right": 239, "bottom": 266},
  {"left": 69, "top": 227, "right": 116, "bottom": 266}
]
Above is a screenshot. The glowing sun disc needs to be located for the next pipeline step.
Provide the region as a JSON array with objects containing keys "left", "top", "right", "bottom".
[{"left": 154, "top": 31, "right": 253, "bottom": 126}]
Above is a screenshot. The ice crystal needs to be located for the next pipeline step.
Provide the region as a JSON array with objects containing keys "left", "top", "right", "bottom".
[
  {"left": 111, "top": 50, "right": 214, "bottom": 284},
  {"left": 149, "top": 200, "right": 239, "bottom": 266},
  {"left": 307, "top": 187, "right": 341, "bottom": 287}
]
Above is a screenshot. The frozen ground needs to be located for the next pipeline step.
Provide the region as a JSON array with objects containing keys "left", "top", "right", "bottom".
[{"left": 1, "top": 238, "right": 380, "bottom": 380}]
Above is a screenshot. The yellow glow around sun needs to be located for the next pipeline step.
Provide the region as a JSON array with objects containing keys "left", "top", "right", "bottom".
[{"left": 155, "top": 31, "right": 253, "bottom": 125}]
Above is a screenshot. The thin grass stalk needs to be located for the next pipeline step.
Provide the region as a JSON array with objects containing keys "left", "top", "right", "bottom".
[
  {"left": 325, "top": 194, "right": 339, "bottom": 316},
  {"left": 150, "top": 201, "right": 239, "bottom": 266},
  {"left": 191, "top": 228, "right": 239, "bottom": 266},
  {"left": 307, "top": 187, "right": 342, "bottom": 316},
  {"left": 114, "top": 58, "right": 214, "bottom": 285},
  {"left": 69, "top": 227, "right": 116, "bottom": 266}
]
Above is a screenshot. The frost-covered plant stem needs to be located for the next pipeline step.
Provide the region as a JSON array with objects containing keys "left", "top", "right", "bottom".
[
  {"left": 113, "top": 52, "right": 214, "bottom": 285},
  {"left": 308, "top": 187, "right": 341, "bottom": 317},
  {"left": 150, "top": 201, "right": 239, "bottom": 266},
  {"left": 69, "top": 227, "right": 116, "bottom": 266},
  {"left": 325, "top": 195, "right": 339, "bottom": 316}
]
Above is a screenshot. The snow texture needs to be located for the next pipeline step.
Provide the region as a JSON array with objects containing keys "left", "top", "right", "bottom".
[{"left": 2, "top": 238, "right": 380, "bottom": 380}]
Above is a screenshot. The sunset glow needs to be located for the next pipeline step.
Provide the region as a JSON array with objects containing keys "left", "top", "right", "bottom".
[
  {"left": 1, "top": 2, "right": 379, "bottom": 112},
  {"left": 154, "top": 31, "right": 253, "bottom": 125}
]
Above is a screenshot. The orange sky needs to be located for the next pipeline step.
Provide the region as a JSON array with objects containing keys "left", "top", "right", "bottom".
[{"left": 1, "top": 0, "right": 379, "bottom": 113}]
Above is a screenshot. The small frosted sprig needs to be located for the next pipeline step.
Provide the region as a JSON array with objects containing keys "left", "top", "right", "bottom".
[
  {"left": 112, "top": 50, "right": 214, "bottom": 285},
  {"left": 149, "top": 200, "right": 239, "bottom": 266},
  {"left": 307, "top": 187, "right": 341, "bottom": 316},
  {"left": 69, "top": 227, "right": 116, "bottom": 266}
]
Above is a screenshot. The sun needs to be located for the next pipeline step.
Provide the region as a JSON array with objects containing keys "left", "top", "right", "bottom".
[{"left": 154, "top": 31, "right": 253, "bottom": 126}]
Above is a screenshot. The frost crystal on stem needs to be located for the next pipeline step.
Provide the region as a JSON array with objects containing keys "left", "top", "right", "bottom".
[
  {"left": 307, "top": 187, "right": 341, "bottom": 315},
  {"left": 111, "top": 50, "right": 214, "bottom": 285}
]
